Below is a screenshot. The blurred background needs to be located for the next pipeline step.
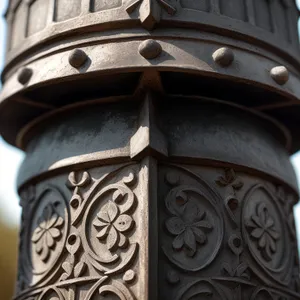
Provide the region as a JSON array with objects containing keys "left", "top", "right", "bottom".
[{"left": 1, "top": 0, "right": 300, "bottom": 299}]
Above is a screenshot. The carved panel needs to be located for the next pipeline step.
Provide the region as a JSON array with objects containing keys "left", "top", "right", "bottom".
[
  {"left": 161, "top": 166, "right": 224, "bottom": 271},
  {"left": 16, "top": 163, "right": 146, "bottom": 300},
  {"left": 158, "top": 164, "right": 300, "bottom": 300},
  {"left": 242, "top": 185, "right": 292, "bottom": 285},
  {"left": 253, "top": 0, "right": 273, "bottom": 31},
  {"left": 54, "top": 0, "right": 81, "bottom": 22},
  {"left": 273, "top": 0, "right": 291, "bottom": 42},
  {"left": 14, "top": 161, "right": 300, "bottom": 300},
  {"left": 27, "top": 0, "right": 49, "bottom": 36},
  {"left": 10, "top": 2, "right": 27, "bottom": 49},
  {"left": 219, "top": 0, "right": 247, "bottom": 21}
]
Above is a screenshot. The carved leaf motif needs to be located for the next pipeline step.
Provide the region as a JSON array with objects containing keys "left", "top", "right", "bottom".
[
  {"left": 222, "top": 262, "right": 250, "bottom": 280},
  {"left": 236, "top": 263, "right": 249, "bottom": 279},
  {"left": 216, "top": 169, "right": 243, "bottom": 192},
  {"left": 107, "top": 226, "right": 119, "bottom": 251},
  {"left": 62, "top": 262, "right": 73, "bottom": 278},
  {"left": 222, "top": 262, "right": 235, "bottom": 277},
  {"left": 74, "top": 260, "right": 86, "bottom": 278}
]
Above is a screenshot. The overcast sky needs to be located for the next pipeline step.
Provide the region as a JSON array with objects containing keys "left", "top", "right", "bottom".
[{"left": 0, "top": 0, "right": 300, "bottom": 255}]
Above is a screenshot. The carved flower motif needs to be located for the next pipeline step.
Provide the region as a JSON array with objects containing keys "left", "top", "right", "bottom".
[
  {"left": 247, "top": 203, "right": 279, "bottom": 261},
  {"left": 31, "top": 203, "right": 64, "bottom": 262},
  {"left": 93, "top": 201, "right": 134, "bottom": 251},
  {"left": 165, "top": 200, "right": 212, "bottom": 257}
]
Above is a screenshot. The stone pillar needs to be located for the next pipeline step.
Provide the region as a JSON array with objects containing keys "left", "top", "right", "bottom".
[{"left": 1, "top": 0, "right": 300, "bottom": 299}]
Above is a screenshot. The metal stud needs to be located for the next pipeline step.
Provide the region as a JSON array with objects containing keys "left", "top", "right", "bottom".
[
  {"left": 213, "top": 47, "right": 234, "bottom": 67},
  {"left": 270, "top": 66, "right": 289, "bottom": 85},
  {"left": 138, "top": 39, "right": 162, "bottom": 59},
  {"left": 17, "top": 67, "right": 33, "bottom": 85},
  {"left": 69, "top": 49, "right": 88, "bottom": 68}
]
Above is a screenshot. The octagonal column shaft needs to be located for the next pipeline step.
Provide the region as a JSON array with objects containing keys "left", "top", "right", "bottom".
[{"left": 12, "top": 93, "right": 300, "bottom": 300}]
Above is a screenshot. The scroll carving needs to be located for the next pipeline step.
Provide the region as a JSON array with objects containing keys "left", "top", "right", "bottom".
[
  {"left": 15, "top": 163, "right": 300, "bottom": 300},
  {"left": 16, "top": 165, "right": 141, "bottom": 300},
  {"left": 158, "top": 164, "right": 299, "bottom": 300}
]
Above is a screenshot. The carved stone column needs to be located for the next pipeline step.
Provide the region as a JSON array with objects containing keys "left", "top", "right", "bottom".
[{"left": 1, "top": 0, "right": 300, "bottom": 299}]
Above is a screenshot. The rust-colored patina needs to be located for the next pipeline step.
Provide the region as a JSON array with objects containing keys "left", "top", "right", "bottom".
[{"left": 1, "top": 0, "right": 300, "bottom": 299}]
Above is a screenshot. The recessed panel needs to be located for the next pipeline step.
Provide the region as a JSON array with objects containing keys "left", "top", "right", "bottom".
[{"left": 55, "top": 0, "right": 81, "bottom": 22}]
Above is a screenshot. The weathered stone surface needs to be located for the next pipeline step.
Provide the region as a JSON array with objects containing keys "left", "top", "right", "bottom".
[{"left": 1, "top": 1, "right": 300, "bottom": 299}]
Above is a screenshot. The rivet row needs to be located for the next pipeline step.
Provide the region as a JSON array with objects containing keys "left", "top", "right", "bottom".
[{"left": 17, "top": 43, "right": 290, "bottom": 86}]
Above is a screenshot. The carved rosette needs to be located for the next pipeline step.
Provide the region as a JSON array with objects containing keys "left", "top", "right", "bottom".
[
  {"left": 162, "top": 167, "right": 224, "bottom": 271},
  {"left": 242, "top": 185, "right": 292, "bottom": 285},
  {"left": 22, "top": 187, "right": 69, "bottom": 286}
]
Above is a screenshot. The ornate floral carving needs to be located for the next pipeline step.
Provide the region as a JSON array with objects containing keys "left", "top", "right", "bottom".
[
  {"left": 246, "top": 202, "right": 279, "bottom": 262},
  {"left": 165, "top": 200, "right": 212, "bottom": 257},
  {"left": 216, "top": 168, "right": 243, "bottom": 192},
  {"left": 60, "top": 166, "right": 140, "bottom": 299},
  {"left": 59, "top": 231, "right": 87, "bottom": 281},
  {"left": 31, "top": 202, "right": 64, "bottom": 262},
  {"left": 242, "top": 184, "right": 292, "bottom": 286},
  {"left": 16, "top": 163, "right": 300, "bottom": 300},
  {"left": 162, "top": 167, "right": 223, "bottom": 272},
  {"left": 93, "top": 201, "right": 134, "bottom": 251}
]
